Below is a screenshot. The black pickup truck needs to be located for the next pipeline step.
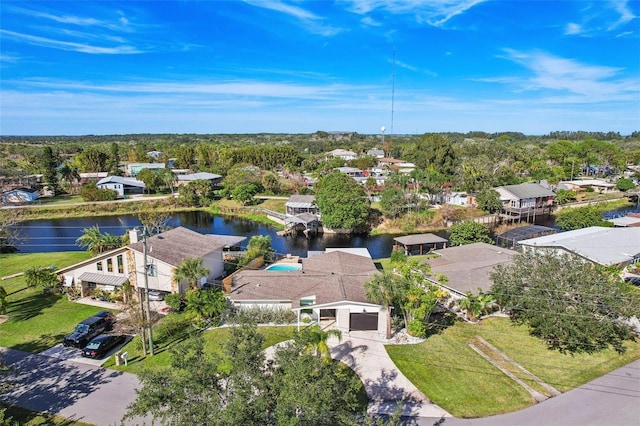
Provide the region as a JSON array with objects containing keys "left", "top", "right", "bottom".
[{"left": 63, "top": 311, "right": 115, "bottom": 348}]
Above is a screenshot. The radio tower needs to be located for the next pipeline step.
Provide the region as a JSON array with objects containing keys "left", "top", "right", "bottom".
[{"left": 391, "top": 46, "right": 396, "bottom": 137}]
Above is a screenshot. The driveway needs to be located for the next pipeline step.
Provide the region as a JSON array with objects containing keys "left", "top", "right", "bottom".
[
  {"left": 0, "top": 348, "right": 149, "bottom": 426},
  {"left": 328, "top": 330, "right": 451, "bottom": 419}
]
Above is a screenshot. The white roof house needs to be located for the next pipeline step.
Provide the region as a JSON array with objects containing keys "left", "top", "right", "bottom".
[
  {"left": 97, "top": 176, "right": 146, "bottom": 197},
  {"left": 327, "top": 149, "right": 358, "bottom": 161},
  {"left": 518, "top": 226, "right": 640, "bottom": 267}
]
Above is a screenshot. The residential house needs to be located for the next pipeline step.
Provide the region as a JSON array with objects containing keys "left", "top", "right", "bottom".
[
  {"left": 285, "top": 195, "right": 319, "bottom": 216},
  {"left": 56, "top": 247, "right": 131, "bottom": 299},
  {"left": 558, "top": 179, "right": 616, "bottom": 194},
  {"left": 327, "top": 149, "right": 358, "bottom": 161},
  {"left": 495, "top": 182, "right": 555, "bottom": 222},
  {"left": 125, "top": 162, "right": 166, "bottom": 177},
  {"left": 97, "top": 176, "right": 146, "bottom": 197},
  {"left": 176, "top": 172, "right": 223, "bottom": 187},
  {"left": 518, "top": 226, "right": 640, "bottom": 267},
  {"left": 57, "top": 227, "right": 246, "bottom": 299},
  {"left": 367, "top": 148, "right": 385, "bottom": 158},
  {"left": 226, "top": 250, "right": 386, "bottom": 334},
  {"left": 423, "top": 243, "right": 518, "bottom": 298},
  {"left": 128, "top": 227, "right": 246, "bottom": 294},
  {"left": 1, "top": 187, "right": 39, "bottom": 204}
]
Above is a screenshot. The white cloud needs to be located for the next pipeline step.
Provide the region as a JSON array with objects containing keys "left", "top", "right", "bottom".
[
  {"left": 0, "top": 30, "right": 141, "bottom": 54},
  {"left": 342, "top": 0, "right": 488, "bottom": 27},
  {"left": 242, "top": 0, "right": 343, "bottom": 36},
  {"left": 496, "top": 49, "right": 638, "bottom": 103},
  {"left": 564, "top": 23, "right": 582, "bottom": 35}
]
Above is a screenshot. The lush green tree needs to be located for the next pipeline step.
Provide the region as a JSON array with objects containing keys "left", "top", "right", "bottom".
[
  {"left": 178, "top": 179, "right": 215, "bottom": 207},
  {"left": 125, "top": 324, "right": 371, "bottom": 426},
  {"left": 173, "top": 257, "right": 210, "bottom": 291},
  {"left": 136, "top": 169, "right": 163, "bottom": 193},
  {"left": 475, "top": 188, "right": 502, "bottom": 214},
  {"left": 58, "top": 163, "right": 80, "bottom": 189},
  {"left": 555, "top": 206, "right": 613, "bottom": 230},
  {"left": 164, "top": 293, "right": 184, "bottom": 312},
  {"left": 185, "top": 288, "right": 227, "bottom": 327},
  {"left": 554, "top": 189, "right": 577, "bottom": 205},
  {"left": 491, "top": 251, "right": 639, "bottom": 354},
  {"left": 75, "top": 225, "right": 122, "bottom": 255},
  {"left": 42, "top": 146, "right": 61, "bottom": 195},
  {"left": 108, "top": 142, "right": 121, "bottom": 176},
  {"left": 616, "top": 177, "right": 636, "bottom": 192},
  {"left": 174, "top": 145, "right": 196, "bottom": 170},
  {"left": 261, "top": 172, "right": 280, "bottom": 194},
  {"left": 315, "top": 171, "right": 370, "bottom": 230},
  {"left": 80, "top": 183, "right": 118, "bottom": 201},
  {"left": 0, "top": 285, "right": 8, "bottom": 315},
  {"left": 74, "top": 146, "right": 108, "bottom": 173},
  {"left": 240, "top": 235, "right": 275, "bottom": 265},
  {"left": 405, "top": 134, "right": 458, "bottom": 177},
  {"left": 449, "top": 221, "right": 493, "bottom": 246},
  {"left": 231, "top": 183, "right": 259, "bottom": 205},
  {"left": 379, "top": 186, "right": 406, "bottom": 218},
  {"left": 221, "top": 164, "right": 263, "bottom": 198}
]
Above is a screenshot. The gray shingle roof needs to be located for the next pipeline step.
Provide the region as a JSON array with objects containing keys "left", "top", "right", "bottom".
[
  {"left": 498, "top": 183, "right": 555, "bottom": 199},
  {"left": 394, "top": 233, "right": 448, "bottom": 246},
  {"left": 424, "top": 242, "right": 518, "bottom": 295},
  {"left": 285, "top": 195, "right": 316, "bottom": 208},
  {"left": 228, "top": 251, "right": 380, "bottom": 307},
  {"left": 128, "top": 227, "right": 245, "bottom": 267}
]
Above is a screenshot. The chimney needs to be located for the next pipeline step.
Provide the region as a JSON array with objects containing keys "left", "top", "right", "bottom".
[{"left": 129, "top": 229, "right": 141, "bottom": 244}]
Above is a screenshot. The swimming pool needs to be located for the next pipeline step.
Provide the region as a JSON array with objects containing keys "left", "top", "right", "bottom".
[{"left": 264, "top": 263, "right": 302, "bottom": 271}]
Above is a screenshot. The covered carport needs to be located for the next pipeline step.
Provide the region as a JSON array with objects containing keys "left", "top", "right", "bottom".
[{"left": 393, "top": 233, "right": 448, "bottom": 255}]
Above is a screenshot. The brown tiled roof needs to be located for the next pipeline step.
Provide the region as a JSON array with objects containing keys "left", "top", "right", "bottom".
[
  {"left": 129, "top": 226, "right": 245, "bottom": 267},
  {"left": 229, "top": 251, "right": 379, "bottom": 307}
]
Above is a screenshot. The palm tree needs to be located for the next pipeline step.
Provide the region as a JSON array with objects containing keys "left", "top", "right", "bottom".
[
  {"left": 174, "top": 258, "right": 210, "bottom": 291},
  {"left": 76, "top": 225, "right": 122, "bottom": 255},
  {"left": 185, "top": 288, "right": 227, "bottom": 327},
  {"left": 364, "top": 271, "right": 402, "bottom": 339},
  {"left": 297, "top": 325, "right": 342, "bottom": 363}
]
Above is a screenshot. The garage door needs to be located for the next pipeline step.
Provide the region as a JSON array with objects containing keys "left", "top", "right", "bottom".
[{"left": 350, "top": 313, "right": 378, "bottom": 331}]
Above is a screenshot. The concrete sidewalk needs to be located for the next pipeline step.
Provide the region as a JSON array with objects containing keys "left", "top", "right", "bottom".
[{"left": 328, "top": 330, "right": 451, "bottom": 419}]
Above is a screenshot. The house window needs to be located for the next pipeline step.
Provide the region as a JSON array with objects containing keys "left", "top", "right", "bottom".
[
  {"left": 510, "top": 200, "right": 517, "bottom": 208},
  {"left": 117, "top": 255, "right": 124, "bottom": 274},
  {"left": 96, "top": 262, "right": 103, "bottom": 271},
  {"left": 107, "top": 258, "right": 113, "bottom": 272},
  {"left": 147, "top": 264, "right": 157, "bottom": 277}
]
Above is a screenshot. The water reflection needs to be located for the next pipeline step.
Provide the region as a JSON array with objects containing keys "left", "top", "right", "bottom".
[{"left": 12, "top": 211, "right": 401, "bottom": 259}]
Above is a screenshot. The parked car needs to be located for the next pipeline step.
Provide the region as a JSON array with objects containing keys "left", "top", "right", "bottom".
[
  {"left": 63, "top": 311, "right": 115, "bottom": 348},
  {"left": 147, "top": 290, "right": 165, "bottom": 301},
  {"left": 81, "top": 334, "right": 126, "bottom": 359}
]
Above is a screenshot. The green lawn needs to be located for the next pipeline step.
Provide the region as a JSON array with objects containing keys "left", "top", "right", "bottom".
[
  {"left": 386, "top": 317, "right": 640, "bottom": 418},
  {"left": 0, "top": 251, "right": 105, "bottom": 353},
  {"left": 103, "top": 315, "right": 297, "bottom": 375}
]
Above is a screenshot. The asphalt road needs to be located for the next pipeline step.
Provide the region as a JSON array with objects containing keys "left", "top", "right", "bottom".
[
  {"left": 0, "top": 348, "right": 149, "bottom": 426},
  {"left": 1, "top": 347, "right": 639, "bottom": 426}
]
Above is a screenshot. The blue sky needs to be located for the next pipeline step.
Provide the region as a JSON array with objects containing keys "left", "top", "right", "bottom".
[{"left": 1, "top": 1, "right": 638, "bottom": 136}]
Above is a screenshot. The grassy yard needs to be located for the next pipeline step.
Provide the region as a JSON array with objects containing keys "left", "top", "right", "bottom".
[
  {"left": 386, "top": 317, "right": 640, "bottom": 418},
  {"left": 0, "top": 251, "right": 107, "bottom": 353},
  {"left": 103, "top": 314, "right": 297, "bottom": 375}
]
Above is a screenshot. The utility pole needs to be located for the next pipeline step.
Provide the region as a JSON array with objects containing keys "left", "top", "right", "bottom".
[{"left": 142, "top": 228, "right": 154, "bottom": 356}]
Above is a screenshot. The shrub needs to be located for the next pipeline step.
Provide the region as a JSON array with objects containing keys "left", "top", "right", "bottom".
[
  {"left": 407, "top": 319, "right": 427, "bottom": 338},
  {"left": 227, "top": 306, "right": 296, "bottom": 324},
  {"left": 164, "top": 293, "right": 184, "bottom": 312},
  {"left": 81, "top": 183, "right": 118, "bottom": 201}
]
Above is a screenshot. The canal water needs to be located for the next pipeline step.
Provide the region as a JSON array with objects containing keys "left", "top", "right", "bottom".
[
  {"left": 11, "top": 204, "right": 639, "bottom": 258},
  {"left": 10, "top": 211, "right": 402, "bottom": 259}
]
